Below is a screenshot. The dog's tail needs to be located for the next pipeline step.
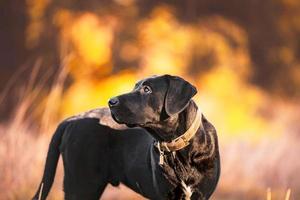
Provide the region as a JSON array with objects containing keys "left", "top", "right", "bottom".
[{"left": 32, "top": 121, "right": 68, "bottom": 200}]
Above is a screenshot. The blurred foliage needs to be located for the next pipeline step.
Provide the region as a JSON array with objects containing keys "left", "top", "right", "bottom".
[
  {"left": 1, "top": 0, "right": 300, "bottom": 141},
  {"left": 15, "top": 0, "right": 300, "bottom": 97}
]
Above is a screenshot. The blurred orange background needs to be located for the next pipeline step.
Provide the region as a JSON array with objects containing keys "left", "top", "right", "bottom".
[{"left": 0, "top": 0, "right": 300, "bottom": 199}]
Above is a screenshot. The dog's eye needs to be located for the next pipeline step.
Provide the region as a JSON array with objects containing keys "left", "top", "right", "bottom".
[{"left": 143, "top": 86, "right": 152, "bottom": 94}]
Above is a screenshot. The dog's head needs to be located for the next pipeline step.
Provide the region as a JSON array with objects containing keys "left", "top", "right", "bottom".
[{"left": 108, "top": 75, "right": 197, "bottom": 129}]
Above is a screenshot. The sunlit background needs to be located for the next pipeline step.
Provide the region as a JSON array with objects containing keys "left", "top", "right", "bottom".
[{"left": 0, "top": 0, "right": 300, "bottom": 199}]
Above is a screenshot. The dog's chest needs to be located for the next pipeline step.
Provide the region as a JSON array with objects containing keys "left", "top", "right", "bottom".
[
  {"left": 121, "top": 155, "right": 173, "bottom": 199},
  {"left": 122, "top": 146, "right": 206, "bottom": 199},
  {"left": 161, "top": 155, "right": 202, "bottom": 196}
]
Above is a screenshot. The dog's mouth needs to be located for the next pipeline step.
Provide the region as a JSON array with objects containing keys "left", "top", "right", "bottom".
[
  {"left": 110, "top": 111, "right": 137, "bottom": 128},
  {"left": 110, "top": 111, "right": 153, "bottom": 128},
  {"left": 110, "top": 111, "right": 122, "bottom": 124}
]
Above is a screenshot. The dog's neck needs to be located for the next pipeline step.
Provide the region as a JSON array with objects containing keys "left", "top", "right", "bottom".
[{"left": 145, "top": 101, "right": 199, "bottom": 142}]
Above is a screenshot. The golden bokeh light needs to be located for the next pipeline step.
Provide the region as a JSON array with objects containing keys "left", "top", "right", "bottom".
[{"left": 52, "top": 6, "right": 279, "bottom": 142}]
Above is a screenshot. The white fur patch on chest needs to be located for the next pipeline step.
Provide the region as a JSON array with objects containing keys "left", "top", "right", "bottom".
[{"left": 181, "top": 180, "right": 193, "bottom": 200}]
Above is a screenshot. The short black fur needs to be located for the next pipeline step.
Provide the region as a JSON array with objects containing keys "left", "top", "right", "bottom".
[{"left": 32, "top": 75, "right": 220, "bottom": 200}]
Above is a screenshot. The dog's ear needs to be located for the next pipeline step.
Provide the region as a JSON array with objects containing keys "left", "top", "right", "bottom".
[{"left": 163, "top": 75, "right": 197, "bottom": 116}]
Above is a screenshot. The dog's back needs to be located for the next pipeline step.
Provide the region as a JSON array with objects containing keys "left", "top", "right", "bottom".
[{"left": 33, "top": 108, "right": 130, "bottom": 199}]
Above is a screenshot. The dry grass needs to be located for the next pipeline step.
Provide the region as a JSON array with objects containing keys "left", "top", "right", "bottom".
[
  {"left": 213, "top": 133, "right": 300, "bottom": 200},
  {"left": 0, "top": 63, "right": 64, "bottom": 199},
  {"left": 266, "top": 188, "right": 291, "bottom": 200},
  {"left": 1, "top": 119, "right": 298, "bottom": 200}
]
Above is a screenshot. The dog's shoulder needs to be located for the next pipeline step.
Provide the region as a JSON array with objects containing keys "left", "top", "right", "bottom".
[{"left": 65, "top": 107, "right": 127, "bottom": 130}]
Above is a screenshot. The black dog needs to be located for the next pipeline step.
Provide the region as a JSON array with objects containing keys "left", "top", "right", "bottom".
[{"left": 33, "top": 75, "right": 220, "bottom": 200}]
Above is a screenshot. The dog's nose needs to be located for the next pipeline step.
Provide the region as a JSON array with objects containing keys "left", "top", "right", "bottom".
[{"left": 108, "top": 97, "right": 119, "bottom": 107}]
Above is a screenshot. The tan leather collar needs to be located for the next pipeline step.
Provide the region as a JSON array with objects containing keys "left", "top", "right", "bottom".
[{"left": 157, "top": 108, "right": 202, "bottom": 152}]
